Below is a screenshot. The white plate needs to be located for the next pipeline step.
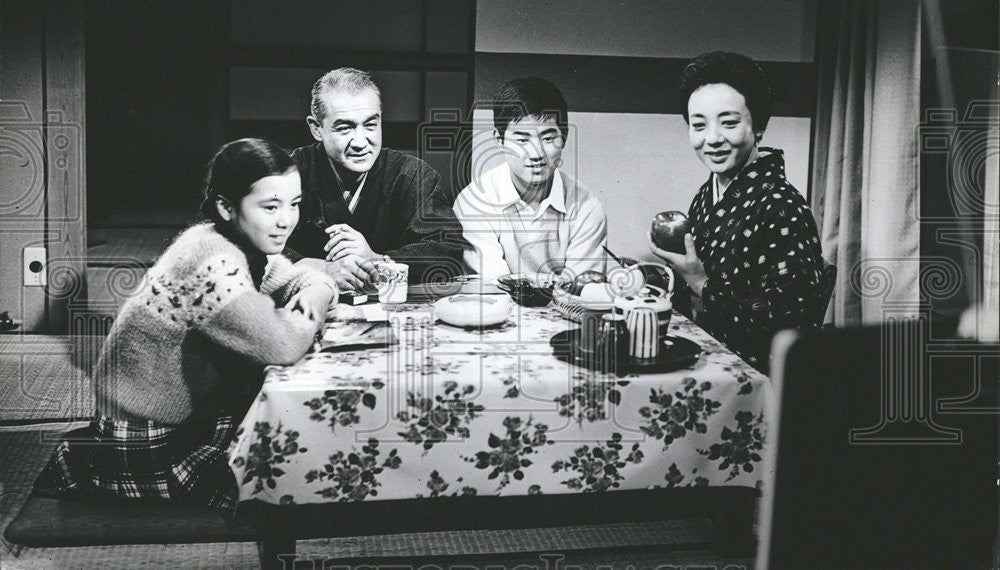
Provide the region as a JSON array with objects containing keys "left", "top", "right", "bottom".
[
  {"left": 450, "top": 275, "right": 503, "bottom": 295},
  {"left": 554, "top": 284, "right": 667, "bottom": 312},
  {"left": 553, "top": 285, "right": 615, "bottom": 311},
  {"left": 434, "top": 294, "right": 512, "bottom": 328}
]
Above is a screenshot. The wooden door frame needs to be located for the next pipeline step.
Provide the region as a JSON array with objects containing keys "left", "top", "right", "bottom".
[{"left": 43, "top": 0, "right": 87, "bottom": 334}]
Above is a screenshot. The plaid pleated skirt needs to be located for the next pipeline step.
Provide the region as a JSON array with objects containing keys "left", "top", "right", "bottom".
[{"left": 33, "top": 411, "right": 239, "bottom": 514}]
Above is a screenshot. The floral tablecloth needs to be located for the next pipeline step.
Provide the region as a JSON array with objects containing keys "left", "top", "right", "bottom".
[{"left": 228, "top": 303, "right": 773, "bottom": 506}]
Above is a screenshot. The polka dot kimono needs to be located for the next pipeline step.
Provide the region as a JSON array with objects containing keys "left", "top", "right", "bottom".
[{"left": 687, "top": 148, "right": 824, "bottom": 372}]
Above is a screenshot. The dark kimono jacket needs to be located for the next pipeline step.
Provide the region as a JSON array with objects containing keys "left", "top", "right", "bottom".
[
  {"left": 688, "top": 148, "right": 824, "bottom": 372},
  {"left": 285, "top": 144, "right": 470, "bottom": 283}
]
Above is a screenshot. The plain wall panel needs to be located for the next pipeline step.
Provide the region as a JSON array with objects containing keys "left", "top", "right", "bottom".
[
  {"left": 473, "top": 52, "right": 815, "bottom": 117},
  {"left": 426, "top": 0, "right": 474, "bottom": 53},
  {"left": 230, "top": 67, "right": 422, "bottom": 123},
  {"left": 476, "top": 0, "right": 817, "bottom": 62},
  {"left": 231, "top": 0, "right": 424, "bottom": 51},
  {"left": 424, "top": 71, "right": 470, "bottom": 119}
]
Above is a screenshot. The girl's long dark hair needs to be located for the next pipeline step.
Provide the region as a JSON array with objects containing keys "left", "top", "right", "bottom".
[{"left": 199, "top": 138, "right": 296, "bottom": 224}]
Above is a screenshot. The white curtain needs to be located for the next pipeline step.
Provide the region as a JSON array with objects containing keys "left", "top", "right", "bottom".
[
  {"left": 984, "top": 97, "right": 1000, "bottom": 338},
  {"left": 811, "top": 0, "right": 923, "bottom": 326}
]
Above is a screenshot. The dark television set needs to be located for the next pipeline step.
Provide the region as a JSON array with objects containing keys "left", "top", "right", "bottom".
[{"left": 759, "top": 318, "right": 998, "bottom": 569}]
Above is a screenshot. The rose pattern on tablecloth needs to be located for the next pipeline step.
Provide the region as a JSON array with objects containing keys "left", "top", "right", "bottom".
[
  {"left": 230, "top": 421, "right": 308, "bottom": 496},
  {"left": 397, "top": 381, "right": 485, "bottom": 452},
  {"left": 423, "top": 470, "right": 478, "bottom": 498},
  {"left": 638, "top": 377, "right": 722, "bottom": 449},
  {"left": 664, "top": 463, "right": 685, "bottom": 487},
  {"left": 660, "top": 463, "right": 710, "bottom": 488},
  {"left": 494, "top": 360, "right": 523, "bottom": 398},
  {"left": 463, "top": 416, "right": 553, "bottom": 490},
  {"left": 304, "top": 381, "right": 384, "bottom": 432},
  {"left": 228, "top": 307, "right": 774, "bottom": 505},
  {"left": 304, "top": 438, "right": 401, "bottom": 501},
  {"left": 700, "top": 410, "right": 766, "bottom": 481},
  {"left": 721, "top": 364, "right": 757, "bottom": 396},
  {"left": 554, "top": 373, "right": 631, "bottom": 424},
  {"left": 551, "top": 433, "right": 644, "bottom": 492}
]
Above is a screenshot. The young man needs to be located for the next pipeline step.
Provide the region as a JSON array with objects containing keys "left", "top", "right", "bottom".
[
  {"left": 285, "top": 67, "right": 469, "bottom": 290},
  {"left": 453, "top": 77, "right": 608, "bottom": 280}
]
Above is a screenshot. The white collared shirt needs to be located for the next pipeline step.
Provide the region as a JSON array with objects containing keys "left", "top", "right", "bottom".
[{"left": 453, "top": 163, "right": 608, "bottom": 279}]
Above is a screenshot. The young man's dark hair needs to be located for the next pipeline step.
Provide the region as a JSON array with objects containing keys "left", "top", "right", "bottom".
[
  {"left": 676, "top": 51, "right": 773, "bottom": 139},
  {"left": 492, "top": 77, "right": 569, "bottom": 141}
]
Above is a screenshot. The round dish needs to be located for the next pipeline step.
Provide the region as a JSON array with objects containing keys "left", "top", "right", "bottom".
[
  {"left": 448, "top": 275, "right": 503, "bottom": 295},
  {"left": 497, "top": 273, "right": 556, "bottom": 307},
  {"left": 434, "top": 294, "right": 512, "bottom": 328}
]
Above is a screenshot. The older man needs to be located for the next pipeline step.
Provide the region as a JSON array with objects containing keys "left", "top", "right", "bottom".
[{"left": 285, "top": 67, "right": 469, "bottom": 290}]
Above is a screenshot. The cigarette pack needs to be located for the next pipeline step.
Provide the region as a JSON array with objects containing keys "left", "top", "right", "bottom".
[{"left": 339, "top": 291, "right": 369, "bottom": 305}]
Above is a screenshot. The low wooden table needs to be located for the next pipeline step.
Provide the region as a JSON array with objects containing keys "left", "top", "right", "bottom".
[{"left": 229, "top": 300, "right": 772, "bottom": 567}]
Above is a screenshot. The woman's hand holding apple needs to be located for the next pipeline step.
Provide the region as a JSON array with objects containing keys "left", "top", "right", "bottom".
[
  {"left": 650, "top": 211, "right": 693, "bottom": 254},
  {"left": 649, "top": 233, "right": 709, "bottom": 297}
]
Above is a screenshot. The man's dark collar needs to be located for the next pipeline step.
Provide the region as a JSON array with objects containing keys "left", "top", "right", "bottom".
[{"left": 318, "top": 147, "right": 386, "bottom": 195}]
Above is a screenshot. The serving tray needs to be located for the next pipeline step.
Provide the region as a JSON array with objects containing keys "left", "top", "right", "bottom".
[{"left": 550, "top": 329, "right": 702, "bottom": 374}]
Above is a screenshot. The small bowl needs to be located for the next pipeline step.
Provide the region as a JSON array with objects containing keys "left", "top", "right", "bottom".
[
  {"left": 497, "top": 273, "right": 555, "bottom": 307},
  {"left": 434, "top": 294, "right": 512, "bottom": 328}
]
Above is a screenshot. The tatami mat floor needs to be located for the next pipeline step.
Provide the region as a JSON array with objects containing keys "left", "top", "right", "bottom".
[
  {"left": 0, "top": 426, "right": 754, "bottom": 569},
  {"left": 0, "top": 340, "right": 95, "bottom": 423}
]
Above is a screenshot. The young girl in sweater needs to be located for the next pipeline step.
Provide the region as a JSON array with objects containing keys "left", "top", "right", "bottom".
[{"left": 34, "top": 138, "right": 337, "bottom": 513}]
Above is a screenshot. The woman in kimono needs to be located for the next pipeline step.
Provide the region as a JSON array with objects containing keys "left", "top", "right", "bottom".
[{"left": 651, "top": 51, "right": 824, "bottom": 373}]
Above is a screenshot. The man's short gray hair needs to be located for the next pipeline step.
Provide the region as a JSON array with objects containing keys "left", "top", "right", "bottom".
[{"left": 310, "top": 67, "right": 382, "bottom": 121}]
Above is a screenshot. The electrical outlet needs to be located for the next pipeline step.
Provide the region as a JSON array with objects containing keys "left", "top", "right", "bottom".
[{"left": 23, "top": 246, "right": 46, "bottom": 287}]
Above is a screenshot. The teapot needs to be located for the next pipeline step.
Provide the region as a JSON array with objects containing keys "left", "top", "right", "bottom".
[
  {"left": 613, "top": 277, "right": 674, "bottom": 339},
  {"left": 607, "top": 261, "right": 674, "bottom": 299}
]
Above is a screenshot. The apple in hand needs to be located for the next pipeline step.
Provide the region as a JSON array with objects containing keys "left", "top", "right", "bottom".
[{"left": 651, "top": 211, "right": 693, "bottom": 254}]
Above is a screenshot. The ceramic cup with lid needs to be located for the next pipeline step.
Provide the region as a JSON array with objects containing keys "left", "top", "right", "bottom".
[{"left": 614, "top": 289, "right": 673, "bottom": 338}]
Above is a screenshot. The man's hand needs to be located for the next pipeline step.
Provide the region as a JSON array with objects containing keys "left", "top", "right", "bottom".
[
  {"left": 324, "top": 224, "right": 377, "bottom": 262},
  {"left": 329, "top": 255, "right": 380, "bottom": 291},
  {"left": 286, "top": 284, "right": 335, "bottom": 323},
  {"left": 649, "top": 232, "right": 709, "bottom": 297},
  {"left": 294, "top": 256, "right": 378, "bottom": 293}
]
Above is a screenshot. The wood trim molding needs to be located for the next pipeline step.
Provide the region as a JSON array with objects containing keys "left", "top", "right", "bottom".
[
  {"left": 44, "top": 1, "right": 87, "bottom": 334},
  {"left": 474, "top": 52, "right": 816, "bottom": 118},
  {"left": 232, "top": 47, "right": 473, "bottom": 72}
]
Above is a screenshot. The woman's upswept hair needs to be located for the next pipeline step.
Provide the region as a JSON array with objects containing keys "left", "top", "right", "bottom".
[
  {"left": 199, "top": 138, "right": 296, "bottom": 224},
  {"left": 677, "top": 51, "right": 773, "bottom": 136}
]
